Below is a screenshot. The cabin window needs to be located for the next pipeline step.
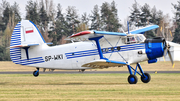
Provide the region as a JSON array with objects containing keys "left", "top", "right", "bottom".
[
  {"left": 105, "top": 48, "right": 109, "bottom": 52},
  {"left": 72, "top": 53, "right": 75, "bottom": 55},
  {"left": 111, "top": 47, "right": 114, "bottom": 51},
  {"left": 117, "top": 46, "right": 121, "bottom": 51},
  {"left": 101, "top": 49, "right": 104, "bottom": 52}
]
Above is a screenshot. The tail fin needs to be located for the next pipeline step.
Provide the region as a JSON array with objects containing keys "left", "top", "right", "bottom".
[
  {"left": 10, "top": 20, "right": 45, "bottom": 65},
  {"left": 10, "top": 20, "right": 45, "bottom": 47}
]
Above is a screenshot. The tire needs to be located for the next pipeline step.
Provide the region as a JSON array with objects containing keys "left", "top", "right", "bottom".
[
  {"left": 33, "top": 71, "right": 39, "bottom": 77},
  {"left": 128, "top": 75, "right": 138, "bottom": 84},
  {"left": 141, "top": 73, "right": 151, "bottom": 83}
]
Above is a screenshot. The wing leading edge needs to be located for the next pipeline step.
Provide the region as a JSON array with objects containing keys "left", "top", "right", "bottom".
[
  {"left": 130, "top": 25, "right": 159, "bottom": 34},
  {"left": 94, "top": 31, "right": 127, "bottom": 36}
]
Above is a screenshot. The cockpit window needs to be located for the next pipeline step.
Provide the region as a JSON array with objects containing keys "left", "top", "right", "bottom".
[
  {"left": 123, "top": 34, "right": 146, "bottom": 44},
  {"left": 136, "top": 36, "right": 142, "bottom": 42},
  {"left": 139, "top": 34, "right": 146, "bottom": 42},
  {"left": 127, "top": 36, "right": 136, "bottom": 44}
]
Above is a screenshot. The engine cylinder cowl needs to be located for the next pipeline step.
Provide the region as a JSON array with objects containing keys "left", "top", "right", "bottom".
[{"left": 145, "top": 37, "right": 165, "bottom": 60}]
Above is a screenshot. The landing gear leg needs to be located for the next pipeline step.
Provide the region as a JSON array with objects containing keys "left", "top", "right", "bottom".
[
  {"left": 33, "top": 68, "right": 39, "bottom": 77},
  {"left": 141, "top": 73, "right": 151, "bottom": 83},
  {"left": 127, "top": 65, "right": 138, "bottom": 84},
  {"left": 126, "top": 63, "right": 151, "bottom": 84},
  {"left": 137, "top": 63, "right": 151, "bottom": 83}
]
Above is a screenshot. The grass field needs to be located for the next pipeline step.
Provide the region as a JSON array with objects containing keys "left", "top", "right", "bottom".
[
  {"left": 0, "top": 61, "right": 180, "bottom": 100},
  {"left": 1, "top": 61, "right": 180, "bottom": 72},
  {"left": 0, "top": 74, "right": 180, "bottom": 101}
]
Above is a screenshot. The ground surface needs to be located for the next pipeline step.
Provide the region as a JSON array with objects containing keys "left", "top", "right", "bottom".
[
  {"left": 0, "top": 61, "right": 180, "bottom": 72},
  {"left": 0, "top": 61, "right": 180, "bottom": 101}
]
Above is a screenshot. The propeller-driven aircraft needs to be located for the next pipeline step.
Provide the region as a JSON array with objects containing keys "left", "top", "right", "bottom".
[{"left": 9, "top": 20, "right": 173, "bottom": 84}]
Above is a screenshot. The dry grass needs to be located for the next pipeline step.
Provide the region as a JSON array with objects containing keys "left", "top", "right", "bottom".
[
  {"left": 0, "top": 73, "right": 180, "bottom": 101},
  {"left": 0, "top": 61, "right": 180, "bottom": 100},
  {"left": 0, "top": 61, "right": 34, "bottom": 71},
  {"left": 0, "top": 61, "right": 180, "bottom": 72}
]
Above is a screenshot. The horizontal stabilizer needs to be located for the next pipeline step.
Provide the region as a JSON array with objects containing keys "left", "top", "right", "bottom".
[
  {"left": 10, "top": 43, "right": 39, "bottom": 48},
  {"left": 130, "top": 25, "right": 159, "bottom": 34},
  {"left": 82, "top": 59, "right": 126, "bottom": 68}
]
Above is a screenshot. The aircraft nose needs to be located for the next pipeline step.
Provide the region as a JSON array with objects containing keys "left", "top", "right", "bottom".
[{"left": 145, "top": 37, "right": 165, "bottom": 61}]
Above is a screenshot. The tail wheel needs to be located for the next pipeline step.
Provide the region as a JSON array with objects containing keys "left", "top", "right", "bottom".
[
  {"left": 141, "top": 73, "right": 151, "bottom": 83},
  {"left": 128, "top": 75, "right": 138, "bottom": 84},
  {"left": 33, "top": 71, "right": 39, "bottom": 77},
  {"left": 81, "top": 69, "right": 85, "bottom": 72}
]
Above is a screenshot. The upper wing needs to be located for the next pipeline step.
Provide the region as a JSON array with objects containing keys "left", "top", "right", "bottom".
[
  {"left": 82, "top": 59, "right": 126, "bottom": 68},
  {"left": 65, "top": 30, "right": 127, "bottom": 41},
  {"left": 129, "top": 25, "right": 159, "bottom": 34},
  {"left": 66, "top": 25, "right": 159, "bottom": 41}
]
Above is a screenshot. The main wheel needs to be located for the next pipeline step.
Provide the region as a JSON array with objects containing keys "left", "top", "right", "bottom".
[
  {"left": 33, "top": 71, "right": 39, "bottom": 77},
  {"left": 128, "top": 75, "right": 138, "bottom": 84},
  {"left": 141, "top": 73, "right": 151, "bottom": 83}
]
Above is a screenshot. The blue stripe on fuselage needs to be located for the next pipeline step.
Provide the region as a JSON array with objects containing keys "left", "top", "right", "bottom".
[{"left": 65, "top": 43, "right": 145, "bottom": 59}]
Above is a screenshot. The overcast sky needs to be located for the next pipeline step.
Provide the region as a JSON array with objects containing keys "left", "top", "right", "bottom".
[{"left": 3, "top": 0, "right": 179, "bottom": 22}]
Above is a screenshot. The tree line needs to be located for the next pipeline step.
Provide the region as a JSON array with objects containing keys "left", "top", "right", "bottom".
[{"left": 0, "top": 0, "right": 180, "bottom": 60}]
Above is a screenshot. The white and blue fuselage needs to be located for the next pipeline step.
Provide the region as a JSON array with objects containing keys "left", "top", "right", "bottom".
[{"left": 21, "top": 40, "right": 147, "bottom": 70}]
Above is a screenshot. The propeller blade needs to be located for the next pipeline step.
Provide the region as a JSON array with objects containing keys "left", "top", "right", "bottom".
[
  {"left": 163, "top": 56, "right": 166, "bottom": 62},
  {"left": 164, "top": 48, "right": 168, "bottom": 56},
  {"left": 167, "top": 49, "right": 174, "bottom": 66},
  {"left": 163, "top": 40, "right": 167, "bottom": 56},
  {"left": 163, "top": 41, "right": 174, "bottom": 67}
]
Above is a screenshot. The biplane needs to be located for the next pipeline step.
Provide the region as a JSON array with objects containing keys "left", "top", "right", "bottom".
[{"left": 9, "top": 20, "right": 173, "bottom": 84}]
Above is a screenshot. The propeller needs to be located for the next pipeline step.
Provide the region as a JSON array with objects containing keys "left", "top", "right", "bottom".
[
  {"left": 160, "top": 26, "right": 175, "bottom": 68},
  {"left": 163, "top": 40, "right": 175, "bottom": 68}
]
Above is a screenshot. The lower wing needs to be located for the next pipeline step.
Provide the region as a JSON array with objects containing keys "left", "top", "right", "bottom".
[{"left": 82, "top": 59, "right": 126, "bottom": 68}]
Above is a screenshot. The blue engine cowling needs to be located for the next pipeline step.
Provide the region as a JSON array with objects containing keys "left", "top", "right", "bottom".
[{"left": 145, "top": 37, "right": 166, "bottom": 61}]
